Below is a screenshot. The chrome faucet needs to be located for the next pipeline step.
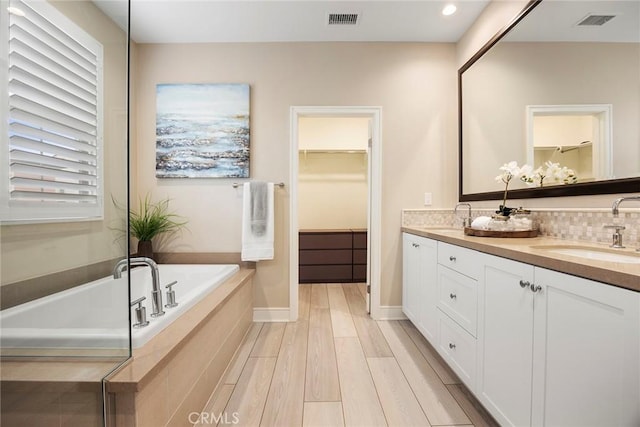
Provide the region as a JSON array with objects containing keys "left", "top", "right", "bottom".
[
  {"left": 454, "top": 202, "right": 472, "bottom": 228},
  {"left": 113, "top": 257, "right": 165, "bottom": 317},
  {"left": 612, "top": 195, "right": 640, "bottom": 217}
]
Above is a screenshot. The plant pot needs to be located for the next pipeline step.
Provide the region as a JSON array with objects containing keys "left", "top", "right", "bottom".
[{"left": 137, "top": 240, "right": 154, "bottom": 260}]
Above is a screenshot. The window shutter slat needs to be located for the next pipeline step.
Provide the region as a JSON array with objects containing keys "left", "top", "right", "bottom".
[
  {"left": 9, "top": 131, "right": 96, "bottom": 162},
  {"left": 10, "top": 150, "right": 97, "bottom": 175},
  {"left": 9, "top": 94, "right": 97, "bottom": 135},
  {"left": 10, "top": 162, "right": 97, "bottom": 184},
  {"left": 10, "top": 109, "right": 96, "bottom": 145},
  {"left": 10, "top": 190, "right": 97, "bottom": 204}
]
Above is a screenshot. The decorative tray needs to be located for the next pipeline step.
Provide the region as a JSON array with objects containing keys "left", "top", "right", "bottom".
[{"left": 464, "top": 227, "right": 539, "bottom": 238}]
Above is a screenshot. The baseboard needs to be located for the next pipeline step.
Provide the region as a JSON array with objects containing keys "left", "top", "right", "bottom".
[
  {"left": 377, "top": 305, "right": 407, "bottom": 320},
  {"left": 253, "top": 308, "right": 290, "bottom": 322}
]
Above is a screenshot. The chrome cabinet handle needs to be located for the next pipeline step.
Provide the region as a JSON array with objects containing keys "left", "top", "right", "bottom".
[
  {"left": 449, "top": 343, "right": 456, "bottom": 349},
  {"left": 412, "top": 243, "right": 420, "bottom": 248},
  {"left": 530, "top": 283, "right": 542, "bottom": 293},
  {"left": 449, "top": 293, "right": 457, "bottom": 300},
  {"left": 449, "top": 256, "right": 456, "bottom": 261},
  {"left": 519, "top": 280, "right": 530, "bottom": 288}
]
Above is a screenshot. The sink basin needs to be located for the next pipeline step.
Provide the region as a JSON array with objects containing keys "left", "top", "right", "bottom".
[{"left": 531, "top": 245, "right": 640, "bottom": 264}]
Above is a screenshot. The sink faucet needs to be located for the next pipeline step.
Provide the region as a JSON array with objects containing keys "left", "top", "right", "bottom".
[
  {"left": 612, "top": 195, "right": 640, "bottom": 217},
  {"left": 454, "top": 203, "right": 472, "bottom": 228},
  {"left": 113, "top": 257, "right": 165, "bottom": 318}
]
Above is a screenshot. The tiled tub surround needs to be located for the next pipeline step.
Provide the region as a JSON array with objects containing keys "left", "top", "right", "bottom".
[
  {"left": 403, "top": 208, "right": 640, "bottom": 247},
  {"left": 105, "top": 268, "right": 254, "bottom": 427}
]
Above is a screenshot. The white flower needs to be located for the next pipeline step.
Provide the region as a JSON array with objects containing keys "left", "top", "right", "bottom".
[{"left": 496, "top": 161, "right": 523, "bottom": 184}]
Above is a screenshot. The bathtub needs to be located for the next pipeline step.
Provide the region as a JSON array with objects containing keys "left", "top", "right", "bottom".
[{"left": 0, "top": 264, "right": 240, "bottom": 352}]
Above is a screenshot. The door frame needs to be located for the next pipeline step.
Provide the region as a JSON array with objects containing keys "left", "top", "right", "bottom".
[{"left": 289, "top": 106, "right": 382, "bottom": 321}]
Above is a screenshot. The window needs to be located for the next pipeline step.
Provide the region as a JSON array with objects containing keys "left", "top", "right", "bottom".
[{"left": 1, "top": 0, "right": 103, "bottom": 223}]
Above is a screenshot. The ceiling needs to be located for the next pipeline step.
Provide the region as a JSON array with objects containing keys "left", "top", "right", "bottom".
[{"left": 93, "top": 0, "right": 491, "bottom": 44}]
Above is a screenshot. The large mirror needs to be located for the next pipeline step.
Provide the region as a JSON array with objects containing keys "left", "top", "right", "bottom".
[{"left": 460, "top": 0, "right": 640, "bottom": 201}]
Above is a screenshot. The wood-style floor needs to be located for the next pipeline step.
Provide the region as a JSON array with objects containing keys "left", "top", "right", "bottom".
[{"left": 198, "top": 283, "right": 498, "bottom": 427}]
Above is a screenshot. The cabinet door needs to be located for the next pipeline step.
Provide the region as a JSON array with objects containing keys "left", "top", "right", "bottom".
[
  {"left": 478, "top": 254, "right": 535, "bottom": 427},
  {"left": 402, "top": 233, "right": 437, "bottom": 342},
  {"left": 531, "top": 268, "right": 640, "bottom": 427}
]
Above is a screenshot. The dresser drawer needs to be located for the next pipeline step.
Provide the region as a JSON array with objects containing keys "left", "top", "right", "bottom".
[
  {"left": 299, "top": 232, "right": 352, "bottom": 250},
  {"left": 438, "top": 242, "right": 480, "bottom": 279},
  {"left": 437, "top": 265, "right": 478, "bottom": 336},
  {"left": 299, "top": 265, "right": 353, "bottom": 283},
  {"left": 437, "top": 309, "right": 477, "bottom": 389},
  {"left": 300, "top": 249, "right": 352, "bottom": 265}
]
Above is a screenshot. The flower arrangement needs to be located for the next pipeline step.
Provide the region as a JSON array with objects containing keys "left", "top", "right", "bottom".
[
  {"left": 520, "top": 161, "right": 577, "bottom": 187},
  {"left": 496, "top": 160, "right": 577, "bottom": 216}
]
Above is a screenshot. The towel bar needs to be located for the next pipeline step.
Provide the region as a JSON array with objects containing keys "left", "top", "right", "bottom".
[{"left": 232, "top": 182, "right": 285, "bottom": 188}]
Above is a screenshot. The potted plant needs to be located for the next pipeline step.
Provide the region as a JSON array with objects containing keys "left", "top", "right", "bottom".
[{"left": 129, "top": 194, "right": 187, "bottom": 260}]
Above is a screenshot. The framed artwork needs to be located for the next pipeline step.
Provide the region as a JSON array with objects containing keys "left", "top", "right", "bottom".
[{"left": 156, "top": 83, "right": 250, "bottom": 178}]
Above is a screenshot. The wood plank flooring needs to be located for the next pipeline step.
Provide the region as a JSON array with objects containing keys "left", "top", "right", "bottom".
[{"left": 198, "top": 283, "right": 498, "bottom": 427}]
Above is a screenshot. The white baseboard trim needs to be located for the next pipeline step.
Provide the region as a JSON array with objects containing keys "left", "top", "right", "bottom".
[
  {"left": 253, "top": 308, "right": 290, "bottom": 322},
  {"left": 377, "top": 306, "right": 407, "bottom": 320}
]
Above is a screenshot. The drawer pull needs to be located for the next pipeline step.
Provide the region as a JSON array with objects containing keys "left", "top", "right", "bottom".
[
  {"left": 519, "top": 280, "right": 530, "bottom": 288},
  {"left": 530, "top": 283, "right": 542, "bottom": 293},
  {"left": 449, "top": 343, "right": 456, "bottom": 350},
  {"left": 449, "top": 256, "right": 456, "bottom": 262},
  {"left": 449, "top": 293, "right": 457, "bottom": 300},
  {"left": 412, "top": 243, "right": 420, "bottom": 248}
]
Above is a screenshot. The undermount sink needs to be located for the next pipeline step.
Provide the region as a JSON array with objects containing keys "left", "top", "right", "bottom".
[{"left": 531, "top": 245, "right": 640, "bottom": 264}]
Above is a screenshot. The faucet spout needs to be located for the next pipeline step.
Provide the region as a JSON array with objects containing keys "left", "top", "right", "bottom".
[
  {"left": 612, "top": 195, "right": 640, "bottom": 217},
  {"left": 112, "top": 256, "right": 165, "bottom": 317},
  {"left": 454, "top": 203, "right": 472, "bottom": 228}
]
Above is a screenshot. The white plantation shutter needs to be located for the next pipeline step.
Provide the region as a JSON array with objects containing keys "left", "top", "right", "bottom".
[{"left": 1, "top": 0, "right": 104, "bottom": 222}]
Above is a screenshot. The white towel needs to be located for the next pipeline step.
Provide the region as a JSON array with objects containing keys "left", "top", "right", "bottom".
[{"left": 241, "top": 182, "right": 274, "bottom": 261}]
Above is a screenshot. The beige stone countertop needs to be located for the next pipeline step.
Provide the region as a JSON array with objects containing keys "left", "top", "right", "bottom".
[{"left": 402, "top": 227, "right": 640, "bottom": 293}]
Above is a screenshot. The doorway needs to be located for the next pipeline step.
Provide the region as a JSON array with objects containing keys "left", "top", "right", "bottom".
[{"left": 289, "top": 106, "right": 382, "bottom": 321}]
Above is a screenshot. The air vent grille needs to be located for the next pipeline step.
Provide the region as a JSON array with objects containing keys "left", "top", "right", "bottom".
[
  {"left": 328, "top": 13, "right": 359, "bottom": 25},
  {"left": 577, "top": 14, "right": 616, "bottom": 26}
]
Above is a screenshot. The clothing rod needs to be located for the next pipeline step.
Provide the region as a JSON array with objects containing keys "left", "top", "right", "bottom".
[{"left": 232, "top": 182, "right": 285, "bottom": 188}]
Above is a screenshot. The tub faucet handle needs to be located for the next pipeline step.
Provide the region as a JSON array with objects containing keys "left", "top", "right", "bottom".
[
  {"left": 165, "top": 281, "right": 178, "bottom": 308},
  {"left": 131, "top": 297, "right": 150, "bottom": 328}
]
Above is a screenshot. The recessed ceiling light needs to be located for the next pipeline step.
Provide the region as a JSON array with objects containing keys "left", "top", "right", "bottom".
[
  {"left": 442, "top": 4, "right": 457, "bottom": 16},
  {"left": 7, "top": 6, "right": 26, "bottom": 17}
]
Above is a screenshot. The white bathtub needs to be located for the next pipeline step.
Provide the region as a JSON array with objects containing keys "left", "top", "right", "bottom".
[{"left": 0, "top": 264, "right": 239, "bottom": 351}]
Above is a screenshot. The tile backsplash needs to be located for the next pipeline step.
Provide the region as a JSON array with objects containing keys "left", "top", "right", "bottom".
[{"left": 402, "top": 208, "right": 640, "bottom": 247}]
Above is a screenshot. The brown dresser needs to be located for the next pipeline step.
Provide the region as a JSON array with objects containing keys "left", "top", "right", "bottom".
[{"left": 299, "top": 229, "right": 368, "bottom": 283}]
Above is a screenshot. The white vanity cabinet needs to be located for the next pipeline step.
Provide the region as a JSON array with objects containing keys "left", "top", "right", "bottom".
[
  {"left": 478, "top": 254, "right": 640, "bottom": 427},
  {"left": 477, "top": 255, "right": 535, "bottom": 427},
  {"left": 402, "top": 232, "right": 640, "bottom": 427},
  {"left": 530, "top": 267, "right": 640, "bottom": 427},
  {"left": 402, "top": 233, "right": 438, "bottom": 342}
]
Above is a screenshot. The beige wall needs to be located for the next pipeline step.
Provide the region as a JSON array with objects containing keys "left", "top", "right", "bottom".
[
  {"left": 298, "top": 152, "right": 368, "bottom": 230},
  {"left": 0, "top": 0, "right": 129, "bottom": 285},
  {"left": 456, "top": 0, "right": 638, "bottom": 210},
  {"left": 132, "top": 42, "right": 458, "bottom": 308}
]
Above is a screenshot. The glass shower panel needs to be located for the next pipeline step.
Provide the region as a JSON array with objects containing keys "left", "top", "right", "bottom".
[{"left": 0, "top": 0, "right": 130, "bottom": 425}]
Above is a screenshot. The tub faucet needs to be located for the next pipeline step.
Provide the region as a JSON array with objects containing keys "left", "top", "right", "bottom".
[
  {"left": 454, "top": 203, "right": 472, "bottom": 228},
  {"left": 113, "top": 257, "right": 165, "bottom": 318},
  {"left": 612, "top": 195, "right": 640, "bottom": 217}
]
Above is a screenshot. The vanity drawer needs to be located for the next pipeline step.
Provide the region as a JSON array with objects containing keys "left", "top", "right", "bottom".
[
  {"left": 437, "top": 265, "right": 478, "bottom": 336},
  {"left": 437, "top": 309, "right": 477, "bottom": 390},
  {"left": 438, "top": 242, "right": 481, "bottom": 279}
]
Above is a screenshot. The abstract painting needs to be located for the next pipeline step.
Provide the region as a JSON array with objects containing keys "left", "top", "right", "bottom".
[{"left": 156, "top": 83, "right": 250, "bottom": 178}]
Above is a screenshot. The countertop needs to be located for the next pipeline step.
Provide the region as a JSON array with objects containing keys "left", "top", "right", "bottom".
[{"left": 402, "top": 226, "right": 640, "bottom": 293}]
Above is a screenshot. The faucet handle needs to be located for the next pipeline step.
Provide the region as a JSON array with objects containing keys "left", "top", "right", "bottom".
[
  {"left": 131, "top": 297, "right": 150, "bottom": 328},
  {"left": 603, "top": 224, "right": 625, "bottom": 248},
  {"left": 165, "top": 281, "right": 178, "bottom": 308}
]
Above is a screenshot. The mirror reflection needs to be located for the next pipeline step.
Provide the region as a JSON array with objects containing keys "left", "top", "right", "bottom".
[{"left": 461, "top": 0, "right": 640, "bottom": 196}]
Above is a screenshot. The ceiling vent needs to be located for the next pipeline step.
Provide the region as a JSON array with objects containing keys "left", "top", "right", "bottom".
[
  {"left": 328, "top": 13, "right": 359, "bottom": 26},
  {"left": 577, "top": 14, "right": 616, "bottom": 26}
]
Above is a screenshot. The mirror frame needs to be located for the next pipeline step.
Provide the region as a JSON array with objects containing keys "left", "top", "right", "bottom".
[{"left": 458, "top": 0, "right": 640, "bottom": 202}]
